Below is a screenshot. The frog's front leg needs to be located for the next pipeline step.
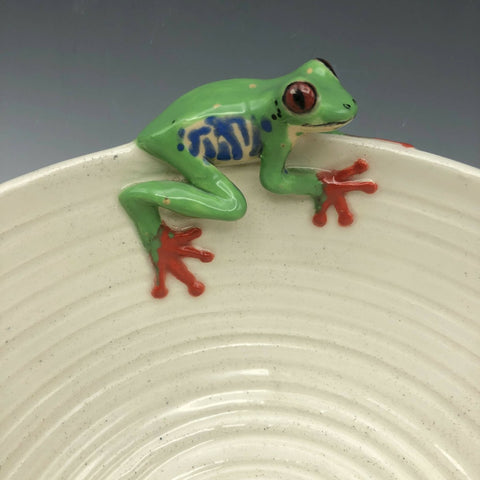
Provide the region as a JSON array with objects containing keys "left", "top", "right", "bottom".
[
  {"left": 119, "top": 159, "right": 246, "bottom": 298},
  {"left": 259, "top": 133, "right": 377, "bottom": 226},
  {"left": 259, "top": 134, "right": 324, "bottom": 198}
]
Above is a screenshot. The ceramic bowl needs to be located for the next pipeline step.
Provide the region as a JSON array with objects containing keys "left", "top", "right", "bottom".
[{"left": 1, "top": 134, "right": 479, "bottom": 479}]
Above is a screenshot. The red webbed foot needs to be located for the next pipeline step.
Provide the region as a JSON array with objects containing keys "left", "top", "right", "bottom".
[
  {"left": 313, "top": 158, "right": 378, "bottom": 227},
  {"left": 150, "top": 223, "right": 214, "bottom": 298}
]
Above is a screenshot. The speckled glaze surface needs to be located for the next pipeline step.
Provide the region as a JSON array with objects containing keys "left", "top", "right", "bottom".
[{"left": 1, "top": 134, "right": 479, "bottom": 479}]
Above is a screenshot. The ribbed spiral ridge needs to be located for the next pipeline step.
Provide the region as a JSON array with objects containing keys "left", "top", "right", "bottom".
[{"left": 1, "top": 138, "right": 479, "bottom": 479}]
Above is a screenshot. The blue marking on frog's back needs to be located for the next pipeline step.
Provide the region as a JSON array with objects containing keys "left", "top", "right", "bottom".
[{"left": 178, "top": 116, "right": 263, "bottom": 163}]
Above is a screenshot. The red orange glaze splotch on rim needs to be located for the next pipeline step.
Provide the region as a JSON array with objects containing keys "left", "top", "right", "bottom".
[{"left": 375, "top": 138, "right": 414, "bottom": 148}]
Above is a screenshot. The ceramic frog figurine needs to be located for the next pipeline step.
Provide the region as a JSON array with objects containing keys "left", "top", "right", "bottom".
[{"left": 120, "top": 58, "right": 377, "bottom": 298}]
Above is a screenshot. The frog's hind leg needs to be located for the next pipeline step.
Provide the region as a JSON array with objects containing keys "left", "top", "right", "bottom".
[
  {"left": 119, "top": 170, "right": 247, "bottom": 248},
  {"left": 119, "top": 160, "right": 246, "bottom": 297}
]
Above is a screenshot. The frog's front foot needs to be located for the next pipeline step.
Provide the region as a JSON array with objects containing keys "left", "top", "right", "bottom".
[
  {"left": 313, "top": 158, "right": 378, "bottom": 227},
  {"left": 149, "top": 223, "right": 214, "bottom": 298}
]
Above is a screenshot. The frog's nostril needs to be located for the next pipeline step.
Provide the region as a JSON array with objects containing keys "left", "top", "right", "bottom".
[{"left": 343, "top": 103, "right": 352, "bottom": 110}]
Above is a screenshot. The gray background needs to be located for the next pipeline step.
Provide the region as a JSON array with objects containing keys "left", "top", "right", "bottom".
[{"left": 1, "top": 0, "right": 479, "bottom": 182}]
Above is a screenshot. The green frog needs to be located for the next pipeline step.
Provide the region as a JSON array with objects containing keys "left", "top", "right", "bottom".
[{"left": 120, "top": 58, "right": 377, "bottom": 298}]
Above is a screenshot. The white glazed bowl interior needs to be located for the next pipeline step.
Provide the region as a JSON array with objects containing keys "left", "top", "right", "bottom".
[{"left": 1, "top": 134, "right": 479, "bottom": 479}]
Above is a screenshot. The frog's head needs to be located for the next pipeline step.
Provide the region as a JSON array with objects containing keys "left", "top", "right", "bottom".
[{"left": 277, "top": 58, "right": 357, "bottom": 131}]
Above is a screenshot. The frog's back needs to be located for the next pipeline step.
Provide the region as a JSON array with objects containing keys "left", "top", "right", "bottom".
[
  {"left": 137, "top": 77, "right": 277, "bottom": 165},
  {"left": 138, "top": 78, "right": 272, "bottom": 139}
]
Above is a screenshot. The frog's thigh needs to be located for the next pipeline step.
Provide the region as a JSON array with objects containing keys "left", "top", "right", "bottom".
[
  {"left": 160, "top": 147, "right": 247, "bottom": 219},
  {"left": 120, "top": 160, "right": 246, "bottom": 222}
]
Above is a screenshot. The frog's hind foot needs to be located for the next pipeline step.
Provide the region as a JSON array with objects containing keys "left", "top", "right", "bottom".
[
  {"left": 149, "top": 223, "right": 214, "bottom": 298},
  {"left": 313, "top": 158, "right": 377, "bottom": 227}
]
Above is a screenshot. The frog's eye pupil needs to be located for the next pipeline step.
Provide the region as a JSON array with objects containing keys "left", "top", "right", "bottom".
[
  {"left": 283, "top": 82, "right": 317, "bottom": 114},
  {"left": 292, "top": 90, "right": 305, "bottom": 110}
]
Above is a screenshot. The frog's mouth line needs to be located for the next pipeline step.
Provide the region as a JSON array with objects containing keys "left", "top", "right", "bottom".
[{"left": 302, "top": 119, "right": 351, "bottom": 128}]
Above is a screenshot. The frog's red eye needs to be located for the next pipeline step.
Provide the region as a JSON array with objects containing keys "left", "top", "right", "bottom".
[{"left": 282, "top": 82, "right": 317, "bottom": 114}]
